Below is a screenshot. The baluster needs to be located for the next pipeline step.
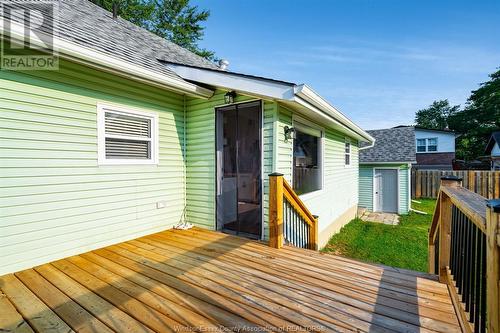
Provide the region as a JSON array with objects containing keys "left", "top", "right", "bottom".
[
  {"left": 469, "top": 223, "right": 477, "bottom": 322},
  {"left": 301, "top": 217, "right": 305, "bottom": 248},
  {"left": 285, "top": 201, "right": 289, "bottom": 243},
  {"left": 302, "top": 218, "right": 306, "bottom": 248},
  {"left": 480, "top": 233, "right": 487, "bottom": 333},
  {"left": 287, "top": 202, "right": 291, "bottom": 243},
  {"left": 293, "top": 210, "right": 298, "bottom": 246},
  {"left": 464, "top": 215, "right": 471, "bottom": 309},
  {"left": 456, "top": 210, "right": 463, "bottom": 290},
  {"left": 459, "top": 210, "right": 466, "bottom": 293}
]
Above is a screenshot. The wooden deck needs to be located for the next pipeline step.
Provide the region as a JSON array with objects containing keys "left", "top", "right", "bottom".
[{"left": 0, "top": 227, "right": 460, "bottom": 332}]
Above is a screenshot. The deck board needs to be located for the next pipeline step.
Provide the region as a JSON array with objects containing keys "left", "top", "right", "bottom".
[{"left": 0, "top": 227, "right": 461, "bottom": 333}]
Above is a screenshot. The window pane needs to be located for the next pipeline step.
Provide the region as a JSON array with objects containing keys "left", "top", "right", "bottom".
[
  {"left": 293, "top": 130, "right": 320, "bottom": 194},
  {"left": 105, "top": 138, "right": 150, "bottom": 159},
  {"left": 345, "top": 142, "right": 350, "bottom": 153},
  {"left": 345, "top": 154, "right": 350, "bottom": 165},
  {"left": 416, "top": 139, "right": 426, "bottom": 152},
  {"left": 105, "top": 112, "right": 151, "bottom": 138},
  {"left": 427, "top": 145, "right": 437, "bottom": 152},
  {"left": 427, "top": 138, "right": 437, "bottom": 145}
]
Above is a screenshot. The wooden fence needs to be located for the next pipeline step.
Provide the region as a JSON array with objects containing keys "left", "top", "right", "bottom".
[{"left": 412, "top": 170, "right": 500, "bottom": 199}]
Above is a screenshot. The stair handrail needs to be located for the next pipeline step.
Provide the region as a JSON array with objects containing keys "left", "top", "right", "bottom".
[{"left": 269, "top": 173, "right": 318, "bottom": 250}]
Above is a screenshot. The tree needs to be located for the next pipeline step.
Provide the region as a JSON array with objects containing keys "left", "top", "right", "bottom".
[
  {"left": 448, "top": 69, "right": 500, "bottom": 160},
  {"left": 90, "top": 0, "right": 154, "bottom": 28},
  {"left": 414, "top": 99, "right": 460, "bottom": 130},
  {"left": 90, "top": 0, "right": 216, "bottom": 61},
  {"left": 152, "top": 0, "right": 215, "bottom": 60}
]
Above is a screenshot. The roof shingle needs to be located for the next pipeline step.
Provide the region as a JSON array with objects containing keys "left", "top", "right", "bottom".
[
  {"left": 360, "top": 127, "right": 416, "bottom": 163},
  {"left": 4, "top": 0, "right": 220, "bottom": 79}
]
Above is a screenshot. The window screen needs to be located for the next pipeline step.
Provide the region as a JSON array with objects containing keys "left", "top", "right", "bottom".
[
  {"left": 417, "top": 139, "right": 427, "bottom": 152},
  {"left": 345, "top": 140, "right": 351, "bottom": 165},
  {"left": 427, "top": 138, "right": 438, "bottom": 152},
  {"left": 105, "top": 112, "right": 151, "bottom": 159},
  {"left": 293, "top": 127, "right": 321, "bottom": 195},
  {"left": 98, "top": 104, "right": 158, "bottom": 165}
]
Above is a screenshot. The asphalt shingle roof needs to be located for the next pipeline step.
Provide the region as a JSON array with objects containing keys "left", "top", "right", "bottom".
[
  {"left": 4, "top": 0, "right": 220, "bottom": 79},
  {"left": 360, "top": 127, "right": 416, "bottom": 163}
]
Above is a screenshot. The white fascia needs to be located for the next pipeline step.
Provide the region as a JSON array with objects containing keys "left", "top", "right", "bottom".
[
  {"left": 0, "top": 19, "right": 214, "bottom": 99},
  {"left": 167, "top": 64, "right": 375, "bottom": 144},
  {"left": 294, "top": 84, "right": 374, "bottom": 144}
]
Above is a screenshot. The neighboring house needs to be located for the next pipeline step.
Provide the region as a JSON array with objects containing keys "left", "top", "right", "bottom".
[
  {"left": 359, "top": 127, "right": 416, "bottom": 214},
  {"left": 393, "top": 126, "right": 456, "bottom": 170},
  {"left": 485, "top": 131, "right": 500, "bottom": 170},
  {"left": 0, "top": 0, "right": 374, "bottom": 275},
  {"left": 414, "top": 127, "right": 456, "bottom": 170}
]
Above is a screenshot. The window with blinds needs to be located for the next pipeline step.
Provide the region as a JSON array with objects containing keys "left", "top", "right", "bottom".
[{"left": 98, "top": 104, "right": 158, "bottom": 165}]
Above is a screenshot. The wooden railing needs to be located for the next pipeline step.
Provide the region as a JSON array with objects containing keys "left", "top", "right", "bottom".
[
  {"left": 429, "top": 176, "right": 500, "bottom": 333},
  {"left": 269, "top": 173, "right": 318, "bottom": 250}
]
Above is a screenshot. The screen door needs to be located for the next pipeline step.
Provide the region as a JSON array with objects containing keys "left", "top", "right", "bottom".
[{"left": 216, "top": 101, "right": 262, "bottom": 238}]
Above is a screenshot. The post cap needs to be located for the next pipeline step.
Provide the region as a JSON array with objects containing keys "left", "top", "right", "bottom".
[
  {"left": 487, "top": 199, "right": 500, "bottom": 213},
  {"left": 269, "top": 172, "right": 284, "bottom": 177},
  {"left": 440, "top": 176, "right": 463, "bottom": 182}
]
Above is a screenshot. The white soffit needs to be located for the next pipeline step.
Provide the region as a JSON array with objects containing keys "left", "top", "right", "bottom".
[{"left": 167, "top": 63, "right": 296, "bottom": 100}]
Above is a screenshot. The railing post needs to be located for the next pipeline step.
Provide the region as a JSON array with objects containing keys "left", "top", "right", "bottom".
[
  {"left": 486, "top": 199, "right": 500, "bottom": 333},
  {"left": 269, "top": 173, "right": 284, "bottom": 249},
  {"left": 438, "top": 176, "right": 462, "bottom": 283},
  {"left": 311, "top": 215, "right": 319, "bottom": 250}
]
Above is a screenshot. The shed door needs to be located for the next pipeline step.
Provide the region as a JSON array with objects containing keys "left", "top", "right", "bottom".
[{"left": 374, "top": 169, "right": 398, "bottom": 213}]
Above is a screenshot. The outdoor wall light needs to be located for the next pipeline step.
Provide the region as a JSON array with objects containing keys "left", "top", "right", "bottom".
[
  {"left": 224, "top": 91, "right": 236, "bottom": 104},
  {"left": 284, "top": 126, "right": 296, "bottom": 141}
]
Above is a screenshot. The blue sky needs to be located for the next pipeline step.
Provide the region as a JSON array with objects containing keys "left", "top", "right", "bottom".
[{"left": 193, "top": 0, "right": 500, "bottom": 130}]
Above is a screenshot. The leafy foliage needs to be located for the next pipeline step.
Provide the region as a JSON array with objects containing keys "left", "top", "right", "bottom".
[
  {"left": 449, "top": 69, "right": 500, "bottom": 160},
  {"left": 415, "top": 99, "right": 460, "bottom": 130},
  {"left": 90, "top": 0, "right": 216, "bottom": 61},
  {"left": 90, "top": 0, "right": 154, "bottom": 27},
  {"left": 415, "top": 69, "right": 500, "bottom": 160},
  {"left": 151, "top": 0, "right": 215, "bottom": 60}
]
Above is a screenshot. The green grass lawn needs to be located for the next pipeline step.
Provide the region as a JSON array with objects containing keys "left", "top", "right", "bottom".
[{"left": 321, "top": 199, "right": 436, "bottom": 272}]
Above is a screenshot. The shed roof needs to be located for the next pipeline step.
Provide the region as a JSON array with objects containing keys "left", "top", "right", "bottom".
[{"left": 360, "top": 127, "right": 416, "bottom": 163}]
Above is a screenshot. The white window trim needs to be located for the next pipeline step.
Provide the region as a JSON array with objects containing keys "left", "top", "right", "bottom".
[
  {"left": 97, "top": 103, "right": 159, "bottom": 165},
  {"left": 344, "top": 137, "right": 351, "bottom": 167},
  {"left": 291, "top": 115, "right": 325, "bottom": 198},
  {"left": 416, "top": 137, "right": 439, "bottom": 153}
]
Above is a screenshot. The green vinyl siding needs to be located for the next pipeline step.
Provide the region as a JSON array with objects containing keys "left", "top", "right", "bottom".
[
  {"left": 274, "top": 105, "right": 359, "bottom": 239},
  {"left": 0, "top": 60, "right": 187, "bottom": 275},
  {"left": 185, "top": 93, "right": 276, "bottom": 239},
  {"left": 358, "top": 163, "right": 410, "bottom": 214},
  {"left": 359, "top": 166, "right": 374, "bottom": 210}
]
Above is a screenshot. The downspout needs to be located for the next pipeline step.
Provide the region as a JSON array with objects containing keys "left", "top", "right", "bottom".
[{"left": 183, "top": 94, "right": 187, "bottom": 223}]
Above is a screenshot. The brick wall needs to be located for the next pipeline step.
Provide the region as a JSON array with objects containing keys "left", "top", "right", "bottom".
[{"left": 416, "top": 152, "right": 455, "bottom": 169}]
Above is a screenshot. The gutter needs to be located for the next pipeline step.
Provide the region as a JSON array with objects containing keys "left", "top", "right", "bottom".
[
  {"left": 0, "top": 19, "right": 214, "bottom": 99},
  {"left": 359, "top": 141, "right": 375, "bottom": 150}
]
